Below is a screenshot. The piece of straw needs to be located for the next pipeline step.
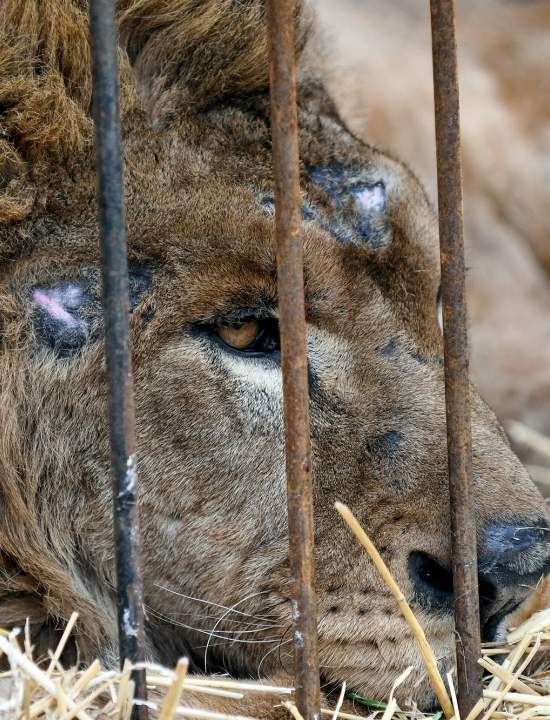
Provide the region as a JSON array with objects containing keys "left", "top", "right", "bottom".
[
  {"left": 517, "top": 705, "right": 550, "bottom": 720},
  {"left": 24, "top": 618, "right": 33, "bottom": 660},
  {"left": 465, "top": 633, "right": 534, "bottom": 720},
  {"left": 334, "top": 501, "right": 455, "bottom": 720},
  {"left": 115, "top": 659, "right": 133, "bottom": 720},
  {"left": 478, "top": 657, "right": 538, "bottom": 696},
  {"left": 59, "top": 679, "right": 112, "bottom": 720},
  {"left": 159, "top": 658, "right": 189, "bottom": 720},
  {"left": 483, "top": 690, "right": 550, "bottom": 707},
  {"left": 181, "top": 679, "right": 293, "bottom": 694},
  {"left": 71, "top": 659, "right": 102, "bottom": 696},
  {"left": 379, "top": 667, "right": 413, "bottom": 720},
  {"left": 0, "top": 634, "right": 94, "bottom": 720},
  {"left": 23, "top": 677, "right": 32, "bottom": 720},
  {"left": 447, "top": 672, "right": 461, "bottom": 720},
  {"left": 508, "top": 610, "right": 550, "bottom": 644},
  {"left": 284, "top": 701, "right": 306, "bottom": 720},
  {"left": 147, "top": 677, "right": 243, "bottom": 699},
  {"left": 29, "top": 668, "right": 107, "bottom": 720},
  {"left": 479, "top": 635, "right": 541, "bottom": 720},
  {"left": 381, "top": 697, "right": 397, "bottom": 720},
  {"left": 46, "top": 613, "right": 79, "bottom": 677},
  {"left": 320, "top": 709, "right": 368, "bottom": 720},
  {"left": 330, "top": 682, "right": 346, "bottom": 720}
]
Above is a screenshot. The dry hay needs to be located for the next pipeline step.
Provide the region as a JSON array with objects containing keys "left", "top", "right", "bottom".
[{"left": 1, "top": 505, "right": 550, "bottom": 720}]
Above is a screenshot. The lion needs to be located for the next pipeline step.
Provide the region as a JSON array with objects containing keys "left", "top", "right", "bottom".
[{"left": 1, "top": 0, "right": 549, "bottom": 715}]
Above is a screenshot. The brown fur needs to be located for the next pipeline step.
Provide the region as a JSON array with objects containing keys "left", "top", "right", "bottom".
[
  {"left": 1, "top": 0, "right": 549, "bottom": 713},
  {"left": 314, "top": 0, "right": 550, "bottom": 466}
]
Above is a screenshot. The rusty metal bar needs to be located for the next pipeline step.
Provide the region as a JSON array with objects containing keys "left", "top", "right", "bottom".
[
  {"left": 88, "top": 2, "right": 148, "bottom": 719},
  {"left": 429, "top": 1, "right": 482, "bottom": 715},
  {"left": 266, "top": 2, "right": 321, "bottom": 719}
]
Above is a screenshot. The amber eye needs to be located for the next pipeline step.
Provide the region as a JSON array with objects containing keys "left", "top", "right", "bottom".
[
  {"left": 197, "top": 313, "right": 280, "bottom": 357},
  {"left": 217, "top": 319, "right": 260, "bottom": 350}
]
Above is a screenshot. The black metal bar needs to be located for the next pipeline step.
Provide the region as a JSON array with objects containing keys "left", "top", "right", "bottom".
[
  {"left": 88, "top": 2, "right": 148, "bottom": 718},
  {"left": 266, "top": 3, "right": 321, "bottom": 720},
  {"left": 429, "top": 1, "right": 482, "bottom": 715}
]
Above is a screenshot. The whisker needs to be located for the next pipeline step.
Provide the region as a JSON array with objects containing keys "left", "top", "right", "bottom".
[
  {"left": 147, "top": 607, "right": 283, "bottom": 645},
  {"left": 152, "top": 609, "right": 271, "bottom": 628},
  {"left": 160, "top": 607, "right": 283, "bottom": 630},
  {"left": 275, "top": 623, "right": 294, "bottom": 675},
  {"left": 257, "top": 638, "right": 293, "bottom": 678},
  {"left": 204, "top": 590, "right": 276, "bottom": 671},
  {"left": 145, "top": 605, "right": 282, "bottom": 634},
  {"left": 153, "top": 583, "right": 276, "bottom": 623}
]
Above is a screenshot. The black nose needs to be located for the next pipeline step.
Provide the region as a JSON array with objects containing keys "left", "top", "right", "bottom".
[
  {"left": 478, "top": 520, "right": 550, "bottom": 583},
  {"left": 478, "top": 519, "right": 550, "bottom": 639},
  {"left": 409, "top": 518, "right": 550, "bottom": 641}
]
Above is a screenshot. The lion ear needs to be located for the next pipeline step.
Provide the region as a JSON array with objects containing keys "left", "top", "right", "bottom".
[{"left": 117, "top": 0, "right": 309, "bottom": 127}]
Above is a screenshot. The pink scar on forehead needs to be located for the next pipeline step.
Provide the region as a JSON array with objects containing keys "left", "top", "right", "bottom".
[{"left": 32, "top": 286, "right": 86, "bottom": 329}]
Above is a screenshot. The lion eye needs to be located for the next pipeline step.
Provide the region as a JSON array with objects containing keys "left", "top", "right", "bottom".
[
  {"left": 202, "top": 314, "right": 280, "bottom": 357},
  {"left": 217, "top": 319, "right": 260, "bottom": 350}
]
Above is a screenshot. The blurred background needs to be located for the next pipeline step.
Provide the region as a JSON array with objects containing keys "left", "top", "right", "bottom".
[{"left": 313, "top": 0, "right": 550, "bottom": 494}]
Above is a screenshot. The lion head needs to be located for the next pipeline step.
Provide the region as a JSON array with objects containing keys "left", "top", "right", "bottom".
[{"left": 0, "top": 0, "right": 548, "bottom": 710}]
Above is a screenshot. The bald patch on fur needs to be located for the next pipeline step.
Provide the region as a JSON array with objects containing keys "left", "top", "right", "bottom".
[
  {"left": 30, "top": 266, "right": 154, "bottom": 357},
  {"left": 32, "top": 284, "right": 90, "bottom": 357},
  {"left": 308, "top": 162, "right": 391, "bottom": 248}
]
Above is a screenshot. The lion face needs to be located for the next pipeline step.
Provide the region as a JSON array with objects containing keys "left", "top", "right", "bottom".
[{"left": 1, "top": 0, "right": 549, "bottom": 710}]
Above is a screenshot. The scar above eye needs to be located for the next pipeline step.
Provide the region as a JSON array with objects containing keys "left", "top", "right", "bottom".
[
  {"left": 30, "top": 268, "right": 153, "bottom": 359},
  {"left": 32, "top": 288, "right": 84, "bottom": 328},
  {"left": 32, "top": 284, "right": 90, "bottom": 357}
]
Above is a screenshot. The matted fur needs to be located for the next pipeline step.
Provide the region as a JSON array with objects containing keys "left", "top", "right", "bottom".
[{"left": 0, "top": 0, "right": 549, "bottom": 713}]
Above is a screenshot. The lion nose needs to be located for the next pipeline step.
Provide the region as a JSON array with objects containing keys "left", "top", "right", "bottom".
[
  {"left": 477, "top": 519, "right": 550, "bottom": 640},
  {"left": 478, "top": 520, "right": 550, "bottom": 581},
  {"left": 409, "top": 518, "right": 550, "bottom": 641}
]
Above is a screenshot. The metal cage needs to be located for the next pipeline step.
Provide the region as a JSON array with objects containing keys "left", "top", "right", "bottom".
[{"left": 88, "top": 1, "right": 480, "bottom": 718}]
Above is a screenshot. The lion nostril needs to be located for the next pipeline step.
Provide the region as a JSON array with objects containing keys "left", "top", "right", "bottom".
[
  {"left": 409, "top": 551, "right": 454, "bottom": 612},
  {"left": 409, "top": 551, "right": 502, "bottom": 615}
]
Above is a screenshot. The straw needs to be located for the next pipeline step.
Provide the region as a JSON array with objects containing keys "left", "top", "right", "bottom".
[
  {"left": 1, "top": 619, "right": 550, "bottom": 720},
  {"left": 334, "top": 501, "right": 455, "bottom": 719},
  {"left": 2, "top": 512, "right": 550, "bottom": 720},
  {"left": 330, "top": 682, "right": 346, "bottom": 720},
  {"left": 159, "top": 659, "right": 189, "bottom": 720}
]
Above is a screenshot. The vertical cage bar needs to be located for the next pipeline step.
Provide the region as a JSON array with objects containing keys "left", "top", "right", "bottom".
[
  {"left": 266, "top": 2, "right": 321, "bottom": 719},
  {"left": 88, "top": 2, "right": 148, "bottom": 719},
  {"left": 429, "top": 1, "right": 482, "bottom": 715}
]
